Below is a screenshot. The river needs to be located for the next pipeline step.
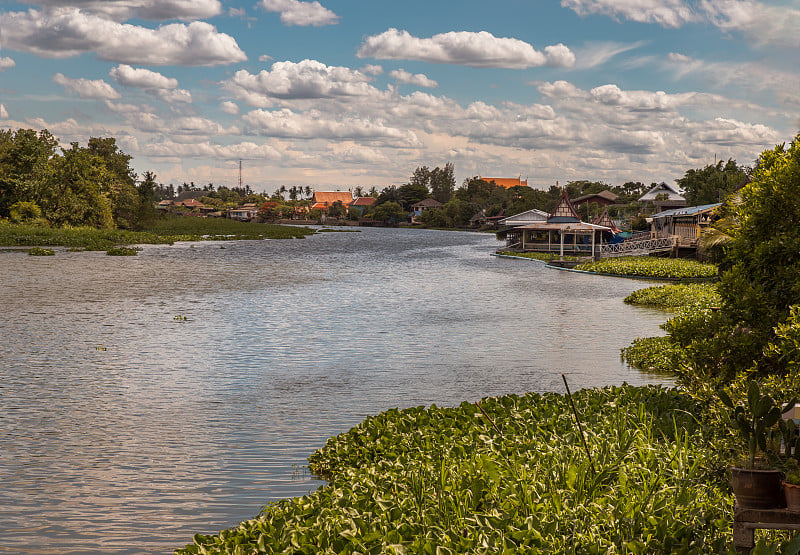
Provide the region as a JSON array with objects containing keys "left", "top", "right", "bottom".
[{"left": 0, "top": 226, "right": 671, "bottom": 554}]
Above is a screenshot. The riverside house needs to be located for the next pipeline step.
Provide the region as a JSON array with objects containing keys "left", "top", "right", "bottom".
[
  {"left": 649, "top": 203, "right": 722, "bottom": 248},
  {"left": 499, "top": 190, "right": 614, "bottom": 259},
  {"left": 410, "top": 198, "right": 443, "bottom": 223}
]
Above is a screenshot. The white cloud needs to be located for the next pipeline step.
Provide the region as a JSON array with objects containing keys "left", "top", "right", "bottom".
[
  {"left": 572, "top": 41, "right": 647, "bottom": 69},
  {"left": 53, "top": 73, "right": 121, "bottom": 100},
  {"left": 220, "top": 101, "right": 240, "bottom": 114},
  {"left": 142, "top": 140, "right": 284, "bottom": 160},
  {"left": 1, "top": 8, "right": 246, "bottom": 66},
  {"left": 21, "top": 0, "right": 222, "bottom": 22},
  {"left": 664, "top": 53, "right": 800, "bottom": 107},
  {"left": 156, "top": 88, "right": 193, "bottom": 104},
  {"left": 695, "top": 117, "right": 779, "bottom": 146},
  {"left": 389, "top": 69, "right": 438, "bottom": 88},
  {"left": 563, "top": 0, "right": 800, "bottom": 47},
  {"left": 361, "top": 64, "right": 383, "bottom": 76},
  {"left": 259, "top": 54, "right": 274, "bottom": 62},
  {"left": 0, "top": 104, "right": 8, "bottom": 119},
  {"left": 242, "top": 108, "right": 421, "bottom": 145},
  {"left": 258, "top": 0, "right": 339, "bottom": 26},
  {"left": 225, "top": 60, "right": 376, "bottom": 104},
  {"left": 110, "top": 65, "right": 178, "bottom": 89},
  {"left": 357, "top": 28, "right": 575, "bottom": 69},
  {"left": 561, "top": 0, "right": 698, "bottom": 27},
  {"left": 0, "top": 57, "right": 15, "bottom": 71}
]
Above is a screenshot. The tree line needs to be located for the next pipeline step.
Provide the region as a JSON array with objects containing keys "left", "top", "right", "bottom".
[{"left": 1, "top": 127, "right": 752, "bottom": 230}]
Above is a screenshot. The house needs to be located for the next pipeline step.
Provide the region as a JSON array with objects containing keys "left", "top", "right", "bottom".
[
  {"left": 175, "top": 198, "right": 206, "bottom": 209},
  {"left": 310, "top": 191, "right": 355, "bottom": 212},
  {"left": 228, "top": 203, "right": 259, "bottom": 221},
  {"left": 572, "top": 190, "right": 619, "bottom": 208},
  {"left": 501, "top": 190, "right": 613, "bottom": 259},
  {"left": 639, "top": 182, "right": 686, "bottom": 212},
  {"left": 348, "top": 197, "right": 377, "bottom": 218},
  {"left": 649, "top": 203, "right": 722, "bottom": 247},
  {"left": 479, "top": 177, "right": 529, "bottom": 189},
  {"left": 410, "top": 198, "right": 443, "bottom": 222},
  {"left": 497, "top": 209, "right": 549, "bottom": 227},
  {"left": 469, "top": 209, "right": 506, "bottom": 228}
]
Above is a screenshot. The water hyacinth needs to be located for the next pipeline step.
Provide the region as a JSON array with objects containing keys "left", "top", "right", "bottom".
[
  {"left": 178, "top": 385, "right": 734, "bottom": 554},
  {"left": 575, "top": 257, "right": 718, "bottom": 280},
  {"left": 624, "top": 283, "right": 721, "bottom": 311}
]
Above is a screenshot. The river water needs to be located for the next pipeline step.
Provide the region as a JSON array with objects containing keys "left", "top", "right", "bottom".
[{"left": 0, "top": 227, "right": 671, "bottom": 554}]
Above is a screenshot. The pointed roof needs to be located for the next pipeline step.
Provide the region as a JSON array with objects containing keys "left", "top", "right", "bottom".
[
  {"left": 498, "top": 208, "right": 548, "bottom": 227},
  {"left": 548, "top": 189, "right": 581, "bottom": 223},
  {"left": 591, "top": 207, "right": 620, "bottom": 233},
  {"left": 638, "top": 182, "right": 684, "bottom": 202}
]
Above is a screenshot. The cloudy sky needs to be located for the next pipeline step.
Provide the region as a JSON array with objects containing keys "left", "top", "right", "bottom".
[{"left": 1, "top": 0, "right": 798, "bottom": 192}]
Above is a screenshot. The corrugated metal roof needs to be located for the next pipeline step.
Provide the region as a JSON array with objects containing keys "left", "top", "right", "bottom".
[{"left": 651, "top": 203, "right": 722, "bottom": 218}]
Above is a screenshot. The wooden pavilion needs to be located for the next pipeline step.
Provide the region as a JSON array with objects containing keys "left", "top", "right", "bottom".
[{"left": 503, "top": 190, "right": 614, "bottom": 259}]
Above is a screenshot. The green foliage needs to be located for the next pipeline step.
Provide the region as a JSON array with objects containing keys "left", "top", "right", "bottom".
[
  {"left": 178, "top": 385, "right": 734, "bottom": 554},
  {"left": 621, "top": 336, "right": 687, "bottom": 373},
  {"left": 8, "top": 201, "right": 43, "bottom": 223},
  {"left": 715, "top": 135, "right": 800, "bottom": 372},
  {"left": 575, "top": 256, "right": 718, "bottom": 280},
  {"left": 106, "top": 246, "right": 140, "bottom": 256},
  {"left": 719, "top": 382, "right": 795, "bottom": 468},
  {"left": 372, "top": 201, "right": 407, "bottom": 224},
  {"left": 677, "top": 159, "right": 748, "bottom": 206},
  {"left": 27, "top": 247, "right": 54, "bottom": 256},
  {"left": 624, "top": 283, "right": 721, "bottom": 310}
]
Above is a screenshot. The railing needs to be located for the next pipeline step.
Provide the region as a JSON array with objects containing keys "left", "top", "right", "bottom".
[{"left": 598, "top": 236, "right": 677, "bottom": 258}]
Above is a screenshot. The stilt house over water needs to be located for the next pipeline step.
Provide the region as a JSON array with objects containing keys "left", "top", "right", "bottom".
[{"left": 498, "top": 190, "right": 614, "bottom": 259}]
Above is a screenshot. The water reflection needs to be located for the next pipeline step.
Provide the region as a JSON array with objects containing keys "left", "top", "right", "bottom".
[{"left": 0, "top": 227, "right": 670, "bottom": 553}]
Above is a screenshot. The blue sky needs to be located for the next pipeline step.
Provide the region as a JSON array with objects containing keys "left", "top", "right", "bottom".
[{"left": 1, "top": 0, "right": 798, "bottom": 193}]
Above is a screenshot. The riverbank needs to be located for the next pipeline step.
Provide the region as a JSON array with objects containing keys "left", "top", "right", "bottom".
[{"left": 0, "top": 217, "right": 315, "bottom": 250}]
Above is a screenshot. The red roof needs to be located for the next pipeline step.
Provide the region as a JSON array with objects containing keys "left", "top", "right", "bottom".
[
  {"left": 480, "top": 177, "right": 528, "bottom": 188},
  {"left": 351, "top": 197, "right": 377, "bottom": 206}
]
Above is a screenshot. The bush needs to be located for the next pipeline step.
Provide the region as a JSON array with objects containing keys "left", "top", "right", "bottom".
[{"left": 9, "top": 201, "right": 43, "bottom": 223}]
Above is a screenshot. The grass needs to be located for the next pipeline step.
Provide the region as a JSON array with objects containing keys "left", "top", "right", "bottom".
[{"left": 0, "top": 217, "right": 315, "bottom": 250}]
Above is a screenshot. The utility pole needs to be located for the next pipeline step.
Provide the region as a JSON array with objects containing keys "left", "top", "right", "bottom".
[{"left": 238, "top": 160, "right": 243, "bottom": 188}]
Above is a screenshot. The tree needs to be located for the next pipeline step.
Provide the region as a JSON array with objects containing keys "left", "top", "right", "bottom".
[
  {"left": 327, "top": 200, "right": 347, "bottom": 219},
  {"left": 677, "top": 159, "right": 748, "bottom": 206},
  {"left": 429, "top": 162, "right": 455, "bottom": 203},
  {"left": 666, "top": 134, "right": 800, "bottom": 380},
  {"left": 397, "top": 182, "right": 429, "bottom": 208},
  {"left": 38, "top": 144, "right": 115, "bottom": 228},
  {"left": 0, "top": 128, "right": 58, "bottom": 217},
  {"left": 372, "top": 201, "right": 406, "bottom": 224}
]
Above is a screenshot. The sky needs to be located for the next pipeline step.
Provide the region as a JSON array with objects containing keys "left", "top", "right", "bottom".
[{"left": 0, "top": 0, "right": 798, "bottom": 194}]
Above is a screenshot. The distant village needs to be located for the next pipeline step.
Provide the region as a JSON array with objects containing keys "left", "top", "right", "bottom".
[{"left": 156, "top": 171, "right": 735, "bottom": 262}]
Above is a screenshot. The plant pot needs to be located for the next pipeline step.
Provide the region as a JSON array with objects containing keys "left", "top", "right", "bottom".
[
  {"left": 730, "top": 467, "right": 785, "bottom": 509},
  {"left": 785, "top": 482, "right": 800, "bottom": 511}
]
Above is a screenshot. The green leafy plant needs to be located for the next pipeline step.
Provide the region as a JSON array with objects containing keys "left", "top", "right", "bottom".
[
  {"left": 28, "top": 247, "right": 55, "bottom": 256},
  {"left": 719, "top": 382, "right": 796, "bottom": 468},
  {"left": 106, "top": 246, "right": 141, "bottom": 256},
  {"left": 575, "top": 256, "right": 718, "bottom": 280}
]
